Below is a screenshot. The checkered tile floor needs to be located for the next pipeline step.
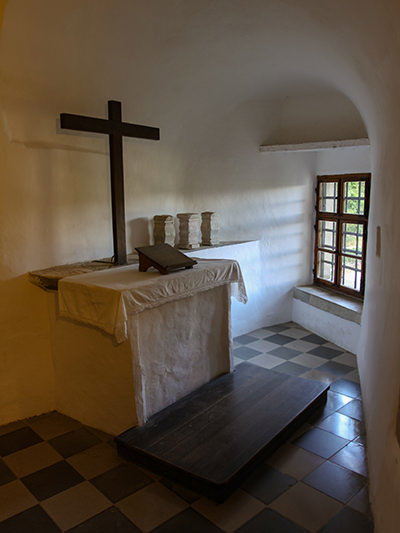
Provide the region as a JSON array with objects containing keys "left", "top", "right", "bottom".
[{"left": 0, "top": 323, "right": 373, "bottom": 532}]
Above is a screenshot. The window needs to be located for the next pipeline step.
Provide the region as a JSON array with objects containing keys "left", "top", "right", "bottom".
[{"left": 314, "top": 173, "right": 370, "bottom": 298}]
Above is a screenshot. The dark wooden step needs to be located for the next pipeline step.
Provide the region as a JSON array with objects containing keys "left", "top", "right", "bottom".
[{"left": 116, "top": 362, "right": 329, "bottom": 501}]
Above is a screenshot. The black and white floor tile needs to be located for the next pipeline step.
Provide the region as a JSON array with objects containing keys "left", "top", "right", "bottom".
[
  {"left": 233, "top": 323, "right": 359, "bottom": 386},
  {"left": 0, "top": 323, "right": 373, "bottom": 532}
]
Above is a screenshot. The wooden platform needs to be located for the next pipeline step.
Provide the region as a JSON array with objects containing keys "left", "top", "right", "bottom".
[{"left": 116, "top": 362, "right": 329, "bottom": 501}]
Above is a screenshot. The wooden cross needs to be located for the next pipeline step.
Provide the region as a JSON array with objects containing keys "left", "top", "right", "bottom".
[{"left": 60, "top": 100, "right": 160, "bottom": 265}]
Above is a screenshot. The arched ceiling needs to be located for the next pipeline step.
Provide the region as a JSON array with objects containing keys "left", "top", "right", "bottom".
[{"left": 0, "top": 0, "right": 375, "bottom": 145}]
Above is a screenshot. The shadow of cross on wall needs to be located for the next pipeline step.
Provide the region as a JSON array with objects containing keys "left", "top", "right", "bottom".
[{"left": 60, "top": 100, "right": 160, "bottom": 265}]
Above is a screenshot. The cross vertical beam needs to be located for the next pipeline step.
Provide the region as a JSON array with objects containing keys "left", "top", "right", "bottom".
[
  {"left": 108, "top": 101, "right": 126, "bottom": 265},
  {"left": 60, "top": 100, "right": 160, "bottom": 265}
]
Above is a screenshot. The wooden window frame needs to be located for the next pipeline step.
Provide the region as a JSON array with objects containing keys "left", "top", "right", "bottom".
[{"left": 314, "top": 173, "right": 371, "bottom": 299}]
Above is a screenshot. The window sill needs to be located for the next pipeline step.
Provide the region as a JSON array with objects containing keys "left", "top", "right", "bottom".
[{"left": 293, "top": 285, "right": 363, "bottom": 324}]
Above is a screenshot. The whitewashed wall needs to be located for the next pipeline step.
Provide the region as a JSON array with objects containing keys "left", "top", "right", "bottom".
[
  {"left": 291, "top": 144, "right": 370, "bottom": 349},
  {"left": 292, "top": 299, "right": 361, "bottom": 354},
  {"left": 1, "top": 2, "right": 400, "bottom": 530},
  {"left": 0, "top": 0, "right": 368, "bottom": 429}
]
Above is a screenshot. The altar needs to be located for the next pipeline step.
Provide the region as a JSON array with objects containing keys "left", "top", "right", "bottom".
[{"left": 49, "top": 259, "right": 246, "bottom": 435}]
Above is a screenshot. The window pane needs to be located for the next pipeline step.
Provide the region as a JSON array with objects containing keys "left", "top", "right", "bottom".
[
  {"left": 340, "top": 256, "right": 362, "bottom": 291},
  {"left": 318, "top": 220, "right": 336, "bottom": 251},
  {"left": 318, "top": 181, "right": 338, "bottom": 213},
  {"left": 317, "top": 251, "right": 335, "bottom": 282},
  {"left": 343, "top": 180, "right": 366, "bottom": 215},
  {"left": 342, "top": 223, "right": 363, "bottom": 257}
]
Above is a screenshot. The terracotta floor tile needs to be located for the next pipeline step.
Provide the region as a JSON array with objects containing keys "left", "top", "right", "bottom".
[
  {"left": 41, "top": 481, "right": 111, "bottom": 530},
  {"left": 117, "top": 481, "right": 188, "bottom": 531}
]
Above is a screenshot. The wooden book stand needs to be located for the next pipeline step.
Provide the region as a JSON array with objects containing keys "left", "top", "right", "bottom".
[{"left": 135, "top": 244, "right": 197, "bottom": 274}]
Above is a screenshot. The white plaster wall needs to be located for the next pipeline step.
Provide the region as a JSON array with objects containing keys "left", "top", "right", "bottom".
[
  {"left": 0, "top": 2, "right": 400, "bottom": 529},
  {"left": 184, "top": 147, "right": 318, "bottom": 329},
  {"left": 187, "top": 241, "right": 272, "bottom": 336},
  {"left": 292, "top": 299, "right": 360, "bottom": 354},
  {"left": 291, "top": 145, "right": 370, "bottom": 351},
  {"left": 274, "top": 92, "right": 367, "bottom": 145},
  {"left": 315, "top": 145, "right": 371, "bottom": 176},
  {"left": 0, "top": 119, "right": 55, "bottom": 424}
]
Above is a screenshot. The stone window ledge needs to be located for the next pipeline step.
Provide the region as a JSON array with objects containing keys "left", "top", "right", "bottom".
[{"left": 293, "top": 285, "right": 363, "bottom": 324}]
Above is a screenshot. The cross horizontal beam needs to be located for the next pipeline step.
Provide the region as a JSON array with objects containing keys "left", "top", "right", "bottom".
[{"left": 60, "top": 113, "right": 160, "bottom": 140}]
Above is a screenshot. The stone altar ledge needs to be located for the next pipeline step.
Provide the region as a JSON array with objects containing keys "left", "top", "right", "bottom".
[{"left": 29, "top": 241, "right": 251, "bottom": 291}]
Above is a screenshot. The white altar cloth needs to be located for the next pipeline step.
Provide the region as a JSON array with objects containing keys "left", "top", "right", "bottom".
[
  {"left": 58, "top": 259, "right": 247, "bottom": 343},
  {"left": 54, "top": 259, "right": 247, "bottom": 432}
]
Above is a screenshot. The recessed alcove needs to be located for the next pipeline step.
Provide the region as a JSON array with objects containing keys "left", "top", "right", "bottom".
[
  {"left": 259, "top": 90, "right": 368, "bottom": 148},
  {"left": 293, "top": 285, "right": 362, "bottom": 354},
  {"left": 294, "top": 285, "right": 362, "bottom": 324}
]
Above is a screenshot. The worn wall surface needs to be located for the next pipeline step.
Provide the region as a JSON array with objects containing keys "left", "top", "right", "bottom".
[{"left": 0, "top": 2, "right": 399, "bottom": 530}]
